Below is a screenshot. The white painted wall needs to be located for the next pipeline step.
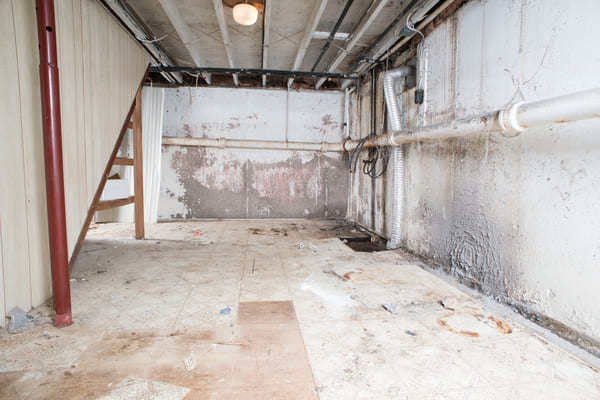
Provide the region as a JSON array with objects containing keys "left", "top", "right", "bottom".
[
  {"left": 159, "top": 87, "right": 348, "bottom": 220},
  {"left": 350, "top": 0, "right": 600, "bottom": 347},
  {"left": 0, "top": 0, "right": 148, "bottom": 316}
]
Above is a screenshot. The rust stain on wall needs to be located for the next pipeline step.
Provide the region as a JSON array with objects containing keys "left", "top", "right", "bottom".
[
  {"left": 165, "top": 148, "right": 348, "bottom": 219},
  {"left": 183, "top": 124, "right": 193, "bottom": 137},
  {"left": 322, "top": 114, "right": 334, "bottom": 126},
  {"left": 252, "top": 164, "right": 317, "bottom": 201}
]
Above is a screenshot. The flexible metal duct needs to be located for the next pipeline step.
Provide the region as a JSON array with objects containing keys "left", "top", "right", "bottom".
[{"left": 383, "top": 66, "right": 414, "bottom": 249}]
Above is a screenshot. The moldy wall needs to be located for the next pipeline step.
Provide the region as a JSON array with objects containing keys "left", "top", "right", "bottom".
[
  {"left": 349, "top": 0, "right": 600, "bottom": 353},
  {"left": 159, "top": 87, "right": 348, "bottom": 220}
]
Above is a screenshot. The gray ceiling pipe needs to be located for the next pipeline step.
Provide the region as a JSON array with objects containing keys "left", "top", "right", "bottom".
[{"left": 383, "top": 66, "right": 415, "bottom": 249}]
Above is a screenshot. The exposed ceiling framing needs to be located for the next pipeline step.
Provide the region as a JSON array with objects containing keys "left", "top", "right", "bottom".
[{"left": 102, "top": 0, "right": 453, "bottom": 90}]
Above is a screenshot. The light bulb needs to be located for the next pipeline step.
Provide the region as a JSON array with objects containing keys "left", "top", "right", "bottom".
[{"left": 232, "top": 3, "right": 258, "bottom": 26}]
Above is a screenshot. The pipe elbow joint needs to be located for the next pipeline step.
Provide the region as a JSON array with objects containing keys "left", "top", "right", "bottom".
[{"left": 498, "top": 102, "right": 525, "bottom": 134}]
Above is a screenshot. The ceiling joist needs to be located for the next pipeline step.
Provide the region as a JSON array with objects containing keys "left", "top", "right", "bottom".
[
  {"left": 157, "top": 0, "right": 211, "bottom": 84},
  {"left": 315, "top": 0, "right": 390, "bottom": 89},
  {"left": 287, "top": 0, "right": 329, "bottom": 88},
  {"left": 213, "top": 0, "right": 239, "bottom": 86},
  {"left": 262, "top": 0, "right": 272, "bottom": 86}
]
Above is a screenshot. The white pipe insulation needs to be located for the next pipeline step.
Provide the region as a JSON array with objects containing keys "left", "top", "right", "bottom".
[
  {"left": 336, "top": 87, "right": 600, "bottom": 151},
  {"left": 383, "top": 66, "right": 415, "bottom": 250},
  {"left": 388, "top": 87, "right": 600, "bottom": 145}
]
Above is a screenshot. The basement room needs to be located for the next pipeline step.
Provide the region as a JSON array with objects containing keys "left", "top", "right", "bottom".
[{"left": 1, "top": 0, "right": 599, "bottom": 398}]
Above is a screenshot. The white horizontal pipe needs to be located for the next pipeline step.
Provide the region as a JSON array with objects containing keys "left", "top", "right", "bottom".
[
  {"left": 343, "top": 87, "right": 600, "bottom": 149},
  {"left": 507, "top": 89, "right": 600, "bottom": 131},
  {"left": 162, "top": 136, "right": 346, "bottom": 152},
  {"left": 162, "top": 88, "right": 599, "bottom": 153}
]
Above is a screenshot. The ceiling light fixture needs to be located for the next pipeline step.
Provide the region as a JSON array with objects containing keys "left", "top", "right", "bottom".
[{"left": 232, "top": 2, "right": 258, "bottom": 26}]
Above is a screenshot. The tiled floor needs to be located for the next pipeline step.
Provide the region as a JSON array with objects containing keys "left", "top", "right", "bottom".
[{"left": 1, "top": 220, "right": 598, "bottom": 399}]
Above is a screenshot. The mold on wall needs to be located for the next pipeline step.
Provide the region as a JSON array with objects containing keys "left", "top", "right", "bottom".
[
  {"left": 348, "top": 0, "right": 600, "bottom": 352},
  {"left": 159, "top": 87, "right": 347, "bottom": 220}
]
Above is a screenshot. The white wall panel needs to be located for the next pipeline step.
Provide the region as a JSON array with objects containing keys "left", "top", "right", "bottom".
[
  {"left": 0, "top": 0, "right": 148, "bottom": 316},
  {"left": 58, "top": 0, "right": 149, "bottom": 255}
]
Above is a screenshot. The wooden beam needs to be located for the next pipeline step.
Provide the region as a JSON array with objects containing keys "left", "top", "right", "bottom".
[
  {"left": 157, "top": 0, "right": 210, "bottom": 84},
  {"left": 96, "top": 196, "right": 135, "bottom": 211},
  {"left": 315, "top": 0, "right": 389, "bottom": 89},
  {"left": 213, "top": 0, "right": 238, "bottom": 85},
  {"left": 262, "top": 0, "right": 272, "bottom": 83},
  {"left": 133, "top": 89, "right": 145, "bottom": 239},
  {"left": 114, "top": 157, "right": 134, "bottom": 166},
  {"left": 287, "top": 0, "right": 329, "bottom": 88}
]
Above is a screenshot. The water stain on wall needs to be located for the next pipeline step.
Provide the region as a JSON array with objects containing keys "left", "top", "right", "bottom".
[{"left": 165, "top": 147, "right": 347, "bottom": 219}]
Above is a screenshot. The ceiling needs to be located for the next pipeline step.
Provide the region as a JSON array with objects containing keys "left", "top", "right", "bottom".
[{"left": 104, "top": 0, "right": 447, "bottom": 89}]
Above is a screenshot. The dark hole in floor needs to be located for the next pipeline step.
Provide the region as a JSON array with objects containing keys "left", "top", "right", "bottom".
[{"left": 340, "top": 237, "right": 387, "bottom": 252}]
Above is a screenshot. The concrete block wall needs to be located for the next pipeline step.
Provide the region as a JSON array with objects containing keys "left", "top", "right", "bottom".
[
  {"left": 349, "top": 0, "right": 600, "bottom": 353},
  {"left": 159, "top": 87, "right": 348, "bottom": 220}
]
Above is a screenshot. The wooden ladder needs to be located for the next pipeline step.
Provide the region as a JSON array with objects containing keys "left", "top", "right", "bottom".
[{"left": 95, "top": 89, "right": 145, "bottom": 239}]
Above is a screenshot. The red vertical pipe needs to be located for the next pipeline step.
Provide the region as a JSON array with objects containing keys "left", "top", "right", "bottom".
[{"left": 35, "top": 0, "right": 72, "bottom": 327}]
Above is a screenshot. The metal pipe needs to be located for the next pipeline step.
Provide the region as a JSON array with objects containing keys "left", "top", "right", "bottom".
[
  {"left": 344, "top": 87, "right": 352, "bottom": 138},
  {"left": 165, "top": 88, "right": 600, "bottom": 152},
  {"left": 383, "top": 66, "right": 414, "bottom": 249},
  {"left": 315, "top": 0, "right": 390, "bottom": 89},
  {"left": 502, "top": 89, "right": 600, "bottom": 132},
  {"left": 150, "top": 66, "right": 358, "bottom": 81},
  {"left": 347, "top": 0, "right": 420, "bottom": 74},
  {"left": 311, "top": 0, "right": 354, "bottom": 72},
  {"left": 162, "top": 137, "right": 347, "bottom": 152},
  {"left": 342, "top": 87, "right": 600, "bottom": 149},
  {"left": 35, "top": 0, "right": 72, "bottom": 327}
]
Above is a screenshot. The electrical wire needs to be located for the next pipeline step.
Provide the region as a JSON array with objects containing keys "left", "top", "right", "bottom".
[
  {"left": 137, "top": 34, "right": 168, "bottom": 43},
  {"left": 405, "top": 9, "right": 425, "bottom": 40},
  {"left": 362, "top": 146, "right": 390, "bottom": 178},
  {"left": 348, "top": 132, "right": 375, "bottom": 173}
]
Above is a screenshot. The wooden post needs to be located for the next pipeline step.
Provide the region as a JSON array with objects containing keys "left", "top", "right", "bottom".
[{"left": 133, "top": 89, "right": 145, "bottom": 239}]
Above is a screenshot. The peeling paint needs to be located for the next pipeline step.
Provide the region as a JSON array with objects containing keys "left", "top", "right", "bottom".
[
  {"left": 161, "top": 147, "right": 347, "bottom": 219},
  {"left": 348, "top": 0, "right": 600, "bottom": 351}
]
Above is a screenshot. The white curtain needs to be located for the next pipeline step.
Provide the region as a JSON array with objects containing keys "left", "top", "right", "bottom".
[
  {"left": 141, "top": 86, "right": 164, "bottom": 224},
  {"left": 97, "top": 87, "right": 164, "bottom": 223}
]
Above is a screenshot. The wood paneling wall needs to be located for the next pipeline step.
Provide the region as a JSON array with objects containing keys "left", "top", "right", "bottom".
[{"left": 0, "top": 0, "right": 149, "bottom": 316}]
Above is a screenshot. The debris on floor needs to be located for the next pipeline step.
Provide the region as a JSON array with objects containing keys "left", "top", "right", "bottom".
[
  {"left": 183, "top": 352, "right": 196, "bottom": 371},
  {"left": 440, "top": 297, "right": 459, "bottom": 310},
  {"left": 381, "top": 303, "right": 400, "bottom": 314},
  {"left": 488, "top": 316, "right": 513, "bottom": 334},
  {"left": 219, "top": 307, "right": 232, "bottom": 315},
  {"left": 8, "top": 307, "right": 42, "bottom": 334},
  {"left": 1, "top": 220, "right": 597, "bottom": 400},
  {"left": 437, "top": 313, "right": 481, "bottom": 337}
]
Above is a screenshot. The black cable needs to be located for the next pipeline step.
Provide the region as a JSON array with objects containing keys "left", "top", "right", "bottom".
[
  {"left": 362, "top": 146, "right": 390, "bottom": 178},
  {"left": 348, "top": 132, "right": 375, "bottom": 173}
]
